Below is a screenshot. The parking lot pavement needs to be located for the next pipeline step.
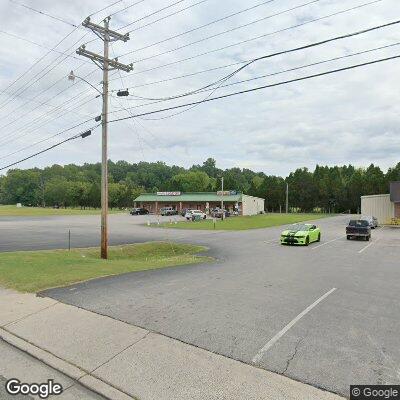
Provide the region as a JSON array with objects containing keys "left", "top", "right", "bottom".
[
  {"left": 33, "top": 215, "right": 399, "bottom": 397},
  {"left": 0, "top": 214, "right": 191, "bottom": 252}
]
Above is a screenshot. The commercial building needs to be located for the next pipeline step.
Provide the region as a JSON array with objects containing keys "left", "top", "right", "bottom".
[
  {"left": 361, "top": 181, "right": 400, "bottom": 224},
  {"left": 134, "top": 191, "right": 265, "bottom": 216}
]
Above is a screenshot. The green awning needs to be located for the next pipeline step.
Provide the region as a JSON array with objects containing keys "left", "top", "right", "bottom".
[{"left": 135, "top": 192, "right": 242, "bottom": 202}]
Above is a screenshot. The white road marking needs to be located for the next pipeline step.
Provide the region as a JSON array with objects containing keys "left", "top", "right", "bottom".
[
  {"left": 312, "top": 236, "right": 344, "bottom": 250},
  {"left": 358, "top": 226, "right": 385, "bottom": 254},
  {"left": 252, "top": 288, "right": 337, "bottom": 364},
  {"left": 358, "top": 238, "right": 380, "bottom": 254}
]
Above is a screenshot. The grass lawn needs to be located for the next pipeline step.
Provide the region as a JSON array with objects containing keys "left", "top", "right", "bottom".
[
  {"left": 0, "top": 242, "right": 211, "bottom": 293},
  {"left": 159, "top": 213, "right": 333, "bottom": 230},
  {"left": 0, "top": 205, "right": 124, "bottom": 217}
]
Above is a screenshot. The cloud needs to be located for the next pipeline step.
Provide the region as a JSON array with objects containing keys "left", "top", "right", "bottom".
[{"left": 0, "top": 0, "right": 399, "bottom": 177}]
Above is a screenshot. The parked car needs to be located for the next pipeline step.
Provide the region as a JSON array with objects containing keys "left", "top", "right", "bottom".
[
  {"left": 280, "top": 223, "right": 321, "bottom": 246},
  {"left": 130, "top": 208, "right": 149, "bottom": 215},
  {"left": 160, "top": 207, "right": 178, "bottom": 216},
  {"left": 211, "top": 208, "right": 230, "bottom": 218},
  {"left": 185, "top": 209, "right": 207, "bottom": 220},
  {"left": 180, "top": 208, "right": 189, "bottom": 217},
  {"left": 362, "top": 215, "right": 378, "bottom": 229},
  {"left": 346, "top": 219, "right": 371, "bottom": 241}
]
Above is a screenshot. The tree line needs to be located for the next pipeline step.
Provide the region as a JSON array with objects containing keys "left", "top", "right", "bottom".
[{"left": 0, "top": 158, "right": 399, "bottom": 213}]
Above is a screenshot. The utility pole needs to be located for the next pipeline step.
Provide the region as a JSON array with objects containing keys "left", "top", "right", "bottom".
[
  {"left": 285, "top": 183, "right": 289, "bottom": 214},
  {"left": 77, "top": 16, "right": 133, "bottom": 259},
  {"left": 220, "top": 177, "right": 224, "bottom": 221}
]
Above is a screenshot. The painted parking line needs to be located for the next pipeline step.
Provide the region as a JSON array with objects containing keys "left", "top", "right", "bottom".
[
  {"left": 252, "top": 288, "right": 337, "bottom": 364},
  {"left": 263, "top": 240, "right": 279, "bottom": 245},
  {"left": 311, "top": 235, "right": 345, "bottom": 250},
  {"left": 358, "top": 238, "right": 380, "bottom": 254},
  {"left": 358, "top": 226, "right": 385, "bottom": 254}
]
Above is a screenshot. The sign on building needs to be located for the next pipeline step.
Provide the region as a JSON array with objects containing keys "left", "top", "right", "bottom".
[
  {"left": 217, "top": 190, "right": 237, "bottom": 196},
  {"left": 156, "top": 192, "right": 181, "bottom": 196}
]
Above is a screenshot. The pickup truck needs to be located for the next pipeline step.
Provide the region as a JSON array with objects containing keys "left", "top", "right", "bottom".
[{"left": 346, "top": 219, "right": 371, "bottom": 241}]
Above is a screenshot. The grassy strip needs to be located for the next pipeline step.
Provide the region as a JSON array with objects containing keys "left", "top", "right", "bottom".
[
  {"left": 0, "top": 242, "right": 211, "bottom": 293},
  {"left": 158, "top": 213, "right": 333, "bottom": 230},
  {"left": 0, "top": 205, "right": 124, "bottom": 217}
]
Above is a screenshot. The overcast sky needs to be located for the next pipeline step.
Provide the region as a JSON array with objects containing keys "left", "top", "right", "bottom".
[{"left": 0, "top": 0, "right": 399, "bottom": 177}]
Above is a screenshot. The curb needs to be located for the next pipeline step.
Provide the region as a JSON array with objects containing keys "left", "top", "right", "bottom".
[{"left": 0, "top": 327, "right": 135, "bottom": 400}]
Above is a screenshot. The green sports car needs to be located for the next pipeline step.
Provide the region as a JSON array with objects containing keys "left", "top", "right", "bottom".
[{"left": 280, "top": 223, "right": 321, "bottom": 246}]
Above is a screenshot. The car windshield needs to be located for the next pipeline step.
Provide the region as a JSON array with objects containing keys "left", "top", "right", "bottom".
[
  {"left": 289, "top": 224, "right": 309, "bottom": 231},
  {"left": 349, "top": 220, "right": 369, "bottom": 227}
]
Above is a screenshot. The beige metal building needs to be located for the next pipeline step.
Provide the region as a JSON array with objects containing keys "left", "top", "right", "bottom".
[
  {"left": 361, "top": 181, "right": 400, "bottom": 224},
  {"left": 361, "top": 194, "right": 394, "bottom": 224}
]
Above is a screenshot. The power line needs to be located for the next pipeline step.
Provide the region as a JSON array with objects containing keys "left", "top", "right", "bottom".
[
  {"left": 0, "top": 118, "right": 97, "bottom": 161},
  {"left": 0, "top": 70, "right": 98, "bottom": 145},
  {"left": 108, "top": 54, "right": 400, "bottom": 122},
  {"left": 0, "top": 29, "right": 90, "bottom": 64},
  {"left": 0, "top": 0, "right": 206, "bottom": 128},
  {"left": 0, "top": 1, "right": 118, "bottom": 110},
  {"left": 123, "top": 0, "right": 279, "bottom": 55},
  {"left": 119, "top": 0, "right": 187, "bottom": 30},
  {"left": 123, "top": 0, "right": 322, "bottom": 61},
  {"left": 0, "top": 61, "right": 88, "bottom": 131},
  {"left": 3, "top": 54, "right": 399, "bottom": 171},
  {"left": 113, "top": 41, "right": 400, "bottom": 92},
  {"left": 0, "top": 69, "right": 100, "bottom": 144},
  {"left": 0, "top": 90, "right": 97, "bottom": 148},
  {"left": 0, "top": 26, "right": 80, "bottom": 98},
  {"left": 109, "top": 0, "right": 147, "bottom": 17},
  {"left": 8, "top": 0, "right": 376, "bottom": 129},
  {"left": 8, "top": 0, "right": 79, "bottom": 27},
  {"left": 114, "top": 19, "right": 400, "bottom": 102},
  {"left": 84, "top": 0, "right": 209, "bottom": 48},
  {"left": 10, "top": 15, "right": 387, "bottom": 135},
  {"left": 0, "top": 124, "right": 100, "bottom": 172},
  {"left": 114, "top": 41, "right": 400, "bottom": 113},
  {"left": 0, "top": 37, "right": 89, "bottom": 113},
  {"left": 0, "top": 1, "right": 388, "bottom": 146},
  {"left": 121, "top": 0, "right": 386, "bottom": 76},
  {"left": 132, "top": 0, "right": 320, "bottom": 64},
  {"left": 7, "top": 42, "right": 400, "bottom": 146},
  {"left": 89, "top": 0, "right": 124, "bottom": 17}
]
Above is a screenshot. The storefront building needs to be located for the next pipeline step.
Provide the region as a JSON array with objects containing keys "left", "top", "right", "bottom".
[{"left": 134, "top": 191, "right": 265, "bottom": 216}]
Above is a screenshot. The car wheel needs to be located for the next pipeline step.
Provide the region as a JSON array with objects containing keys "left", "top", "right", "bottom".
[
  {"left": 317, "top": 233, "right": 321, "bottom": 242},
  {"left": 366, "top": 235, "right": 370, "bottom": 241},
  {"left": 305, "top": 236, "right": 309, "bottom": 246},
  {"left": 347, "top": 235, "right": 351, "bottom": 240}
]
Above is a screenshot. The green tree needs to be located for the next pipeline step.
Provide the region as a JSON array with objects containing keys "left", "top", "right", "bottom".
[{"left": 171, "top": 171, "right": 215, "bottom": 192}]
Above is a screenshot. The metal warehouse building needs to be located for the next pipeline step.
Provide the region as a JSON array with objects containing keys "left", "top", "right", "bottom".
[
  {"left": 134, "top": 191, "right": 265, "bottom": 216},
  {"left": 361, "top": 181, "right": 400, "bottom": 224}
]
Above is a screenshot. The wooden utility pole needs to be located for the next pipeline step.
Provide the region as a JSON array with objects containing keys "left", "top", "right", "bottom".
[
  {"left": 221, "top": 177, "right": 224, "bottom": 221},
  {"left": 77, "top": 16, "right": 133, "bottom": 259},
  {"left": 285, "top": 183, "right": 289, "bottom": 214}
]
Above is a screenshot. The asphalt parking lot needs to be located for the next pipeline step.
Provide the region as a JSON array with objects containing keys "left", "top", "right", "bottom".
[{"left": 2, "top": 214, "right": 400, "bottom": 397}]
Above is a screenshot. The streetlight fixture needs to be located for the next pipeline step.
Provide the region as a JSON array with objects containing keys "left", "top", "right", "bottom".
[{"left": 68, "top": 70, "right": 103, "bottom": 96}]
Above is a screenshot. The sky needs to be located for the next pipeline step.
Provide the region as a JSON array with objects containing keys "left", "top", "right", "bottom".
[{"left": 0, "top": 0, "right": 399, "bottom": 177}]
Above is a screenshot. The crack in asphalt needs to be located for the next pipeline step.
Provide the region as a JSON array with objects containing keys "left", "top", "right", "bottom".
[{"left": 280, "top": 337, "right": 304, "bottom": 375}]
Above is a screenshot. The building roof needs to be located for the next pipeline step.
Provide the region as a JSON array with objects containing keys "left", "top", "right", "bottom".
[
  {"left": 135, "top": 192, "right": 243, "bottom": 202},
  {"left": 361, "top": 194, "right": 390, "bottom": 199}
]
